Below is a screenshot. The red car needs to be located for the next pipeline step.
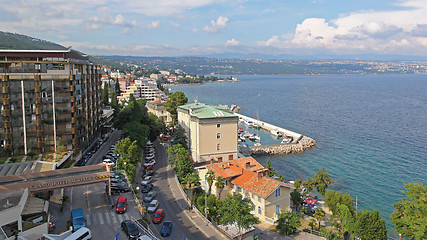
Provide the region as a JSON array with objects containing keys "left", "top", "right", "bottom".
[
  {"left": 144, "top": 165, "right": 154, "bottom": 171},
  {"left": 152, "top": 209, "right": 165, "bottom": 224},
  {"left": 116, "top": 196, "right": 127, "bottom": 213}
]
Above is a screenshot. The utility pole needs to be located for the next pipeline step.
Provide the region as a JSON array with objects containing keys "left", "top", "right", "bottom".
[{"left": 355, "top": 196, "right": 358, "bottom": 218}]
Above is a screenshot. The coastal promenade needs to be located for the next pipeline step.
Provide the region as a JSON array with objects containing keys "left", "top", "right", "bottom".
[{"left": 235, "top": 113, "right": 317, "bottom": 156}]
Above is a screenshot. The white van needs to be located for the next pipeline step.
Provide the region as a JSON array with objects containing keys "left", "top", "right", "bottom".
[{"left": 43, "top": 227, "right": 91, "bottom": 240}]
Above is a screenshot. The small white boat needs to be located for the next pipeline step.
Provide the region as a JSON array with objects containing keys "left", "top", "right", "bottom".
[
  {"left": 244, "top": 120, "right": 254, "bottom": 127},
  {"left": 270, "top": 129, "right": 282, "bottom": 137},
  {"left": 281, "top": 138, "right": 291, "bottom": 144},
  {"left": 249, "top": 134, "right": 260, "bottom": 141}
]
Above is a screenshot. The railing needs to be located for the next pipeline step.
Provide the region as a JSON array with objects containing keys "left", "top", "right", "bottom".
[
  {"left": 303, "top": 228, "right": 325, "bottom": 237},
  {"left": 132, "top": 216, "right": 160, "bottom": 240}
]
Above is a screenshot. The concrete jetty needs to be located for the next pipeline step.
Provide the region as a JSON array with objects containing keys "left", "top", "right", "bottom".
[{"left": 235, "top": 113, "right": 317, "bottom": 155}]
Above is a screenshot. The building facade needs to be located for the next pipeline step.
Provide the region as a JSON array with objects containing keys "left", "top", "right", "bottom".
[
  {"left": 177, "top": 102, "right": 238, "bottom": 163},
  {"left": 197, "top": 157, "right": 294, "bottom": 224},
  {"left": 117, "top": 80, "right": 168, "bottom": 104},
  {"left": 0, "top": 49, "right": 101, "bottom": 156},
  {"left": 146, "top": 98, "right": 172, "bottom": 124}
]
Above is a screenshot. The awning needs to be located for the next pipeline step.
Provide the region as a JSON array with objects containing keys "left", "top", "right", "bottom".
[{"left": 303, "top": 198, "right": 317, "bottom": 205}]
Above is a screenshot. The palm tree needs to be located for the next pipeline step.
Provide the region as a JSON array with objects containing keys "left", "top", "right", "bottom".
[
  {"left": 183, "top": 173, "right": 200, "bottom": 208},
  {"left": 215, "top": 176, "right": 225, "bottom": 199},
  {"left": 205, "top": 170, "right": 215, "bottom": 195},
  {"left": 314, "top": 208, "right": 326, "bottom": 230}
]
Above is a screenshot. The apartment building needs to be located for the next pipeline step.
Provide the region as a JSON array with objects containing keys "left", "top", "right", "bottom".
[
  {"left": 146, "top": 97, "right": 172, "bottom": 124},
  {"left": 177, "top": 102, "right": 238, "bottom": 163},
  {"left": 0, "top": 49, "right": 101, "bottom": 156},
  {"left": 197, "top": 156, "right": 294, "bottom": 224},
  {"left": 117, "top": 80, "right": 168, "bottom": 104}
]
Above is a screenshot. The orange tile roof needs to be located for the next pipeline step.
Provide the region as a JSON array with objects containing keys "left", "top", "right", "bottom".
[
  {"left": 205, "top": 156, "right": 264, "bottom": 179},
  {"left": 231, "top": 169, "right": 294, "bottom": 198}
]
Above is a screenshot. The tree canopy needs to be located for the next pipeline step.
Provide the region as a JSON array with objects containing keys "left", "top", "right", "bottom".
[
  {"left": 165, "top": 91, "right": 188, "bottom": 124},
  {"left": 167, "top": 144, "right": 193, "bottom": 181},
  {"left": 304, "top": 167, "right": 332, "bottom": 196},
  {"left": 390, "top": 182, "right": 427, "bottom": 240},
  {"left": 276, "top": 212, "right": 301, "bottom": 235},
  {"left": 218, "top": 194, "right": 260, "bottom": 238}
]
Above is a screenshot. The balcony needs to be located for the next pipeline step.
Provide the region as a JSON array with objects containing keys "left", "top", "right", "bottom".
[
  {"left": 2, "top": 97, "right": 10, "bottom": 105},
  {"left": 72, "top": 117, "right": 76, "bottom": 124},
  {"left": 3, "top": 109, "right": 10, "bottom": 117},
  {"left": 2, "top": 86, "right": 8, "bottom": 94},
  {"left": 37, "top": 130, "right": 43, "bottom": 137},
  {"left": 37, "top": 141, "right": 44, "bottom": 149},
  {"left": 5, "top": 132, "right": 12, "bottom": 139},
  {"left": 35, "top": 107, "right": 42, "bottom": 115},
  {"left": 36, "top": 119, "right": 43, "bottom": 126},
  {"left": 34, "top": 85, "right": 41, "bottom": 92},
  {"left": 70, "top": 85, "right": 75, "bottom": 92}
]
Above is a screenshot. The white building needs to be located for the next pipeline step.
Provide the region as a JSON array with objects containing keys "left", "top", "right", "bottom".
[{"left": 117, "top": 81, "right": 168, "bottom": 104}]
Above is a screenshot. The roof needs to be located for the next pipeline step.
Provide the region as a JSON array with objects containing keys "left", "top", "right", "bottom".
[
  {"left": 205, "top": 157, "right": 264, "bottom": 179},
  {"left": 231, "top": 169, "right": 294, "bottom": 198},
  {"left": 178, "top": 103, "right": 237, "bottom": 119}
]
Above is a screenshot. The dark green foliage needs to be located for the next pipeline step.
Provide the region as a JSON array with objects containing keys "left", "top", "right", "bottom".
[
  {"left": 353, "top": 209, "right": 387, "bottom": 240},
  {"left": 266, "top": 157, "right": 274, "bottom": 177},
  {"left": 171, "top": 125, "right": 188, "bottom": 149},
  {"left": 324, "top": 190, "right": 354, "bottom": 215},
  {"left": 304, "top": 167, "right": 332, "bottom": 196},
  {"left": 0, "top": 31, "right": 66, "bottom": 50},
  {"left": 276, "top": 212, "right": 301, "bottom": 235},
  {"left": 102, "top": 82, "right": 109, "bottom": 105},
  {"left": 167, "top": 144, "right": 192, "bottom": 182},
  {"left": 164, "top": 91, "right": 188, "bottom": 124},
  {"left": 115, "top": 79, "right": 121, "bottom": 94},
  {"left": 218, "top": 194, "right": 260, "bottom": 237},
  {"left": 290, "top": 190, "right": 302, "bottom": 211},
  {"left": 390, "top": 182, "right": 427, "bottom": 240}
]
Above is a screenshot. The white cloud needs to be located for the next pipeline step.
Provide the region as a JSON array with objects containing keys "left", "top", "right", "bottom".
[
  {"left": 258, "top": 0, "right": 427, "bottom": 54},
  {"left": 203, "top": 16, "right": 229, "bottom": 33},
  {"left": 170, "top": 21, "right": 180, "bottom": 28},
  {"left": 86, "top": 14, "right": 137, "bottom": 30},
  {"left": 145, "top": 21, "right": 160, "bottom": 29},
  {"left": 225, "top": 38, "right": 240, "bottom": 46}
]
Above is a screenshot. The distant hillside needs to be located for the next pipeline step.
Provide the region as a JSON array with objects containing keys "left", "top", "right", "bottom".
[{"left": 0, "top": 31, "right": 66, "bottom": 50}]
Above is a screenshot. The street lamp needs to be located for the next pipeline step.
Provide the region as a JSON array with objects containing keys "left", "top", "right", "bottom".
[{"left": 124, "top": 162, "right": 127, "bottom": 172}]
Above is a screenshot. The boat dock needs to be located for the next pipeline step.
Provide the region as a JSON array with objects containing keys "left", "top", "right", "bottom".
[
  {"left": 234, "top": 113, "right": 303, "bottom": 143},
  {"left": 234, "top": 113, "right": 317, "bottom": 156}
]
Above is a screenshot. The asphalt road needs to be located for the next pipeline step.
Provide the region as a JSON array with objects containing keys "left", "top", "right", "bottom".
[{"left": 141, "top": 140, "right": 211, "bottom": 240}]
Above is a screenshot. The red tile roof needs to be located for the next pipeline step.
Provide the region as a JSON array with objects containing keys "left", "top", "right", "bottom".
[{"left": 205, "top": 156, "right": 264, "bottom": 179}]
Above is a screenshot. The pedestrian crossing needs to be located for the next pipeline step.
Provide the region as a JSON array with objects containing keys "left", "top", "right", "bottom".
[{"left": 85, "top": 212, "right": 131, "bottom": 226}]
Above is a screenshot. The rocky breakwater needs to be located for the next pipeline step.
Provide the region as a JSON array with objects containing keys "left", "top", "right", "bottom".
[{"left": 249, "top": 136, "right": 317, "bottom": 155}]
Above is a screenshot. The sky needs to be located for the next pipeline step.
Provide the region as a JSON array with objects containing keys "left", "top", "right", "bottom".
[{"left": 1, "top": 0, "right": 427, "bottom": 58}]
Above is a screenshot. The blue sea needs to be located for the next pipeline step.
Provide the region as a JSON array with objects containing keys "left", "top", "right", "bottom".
[{"left": 171, "top": 74, "right": 427, "bottom": 235}]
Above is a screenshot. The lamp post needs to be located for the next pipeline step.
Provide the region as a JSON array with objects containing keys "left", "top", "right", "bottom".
[{"left": 124, "top": 162, "right": 127, "bottom": 172}]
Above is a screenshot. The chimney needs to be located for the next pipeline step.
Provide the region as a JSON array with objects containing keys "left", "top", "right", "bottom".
[
  {"left": 210, "top": 158, "right": 213, "bottom": 165},
  {"left": 257, "top": 171, "right": 263, "bottom": 180},
  {"left": 264, "top": 169, "right": 269, "bottom": 176},
  {"left": 245, "top": 162, "right": 250, "bottom": 169}
]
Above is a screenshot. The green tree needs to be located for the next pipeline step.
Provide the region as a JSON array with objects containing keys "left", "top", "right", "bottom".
[
  {"left": 218, "top": 194, "right": 260, "bottom": 240},
  {"left": 115, "top": 79, "right": 121, "bottom": 94},
  {"left": 171, "top": 124, "right": 188, "bottom": 149},
  {"left": 276, "top": 211, "right": 301, "bottom": 235},
  {"left": 290, "top": 190, "right": 302, "bottom": 211},
  {"left": 167, "top": 144, "right": 193, "bottom": 181},
  {"left": 266, "top": 157, "right": 274, "bottom": 177},
  {"left": 114, "top": 138, "right": 141, "bottom": 168},
  {"left": 182, "top": 173, "right": 200, "bottom": 207},
  {"left": 165, "top": 91, "right": 188, "bottom": 124},
  {"left": 111, "top": 92, "right": 119, "bottom": 111},
  {"left": 390, "top": 182, "right": 427, "bottom": 240},
  {"left": 314, "top": 208, "right": 326, "bottom": 230},
  {"left": 215, "top": 176, "right": 225, "bottom": 199},
  {"left": 205, "top": 170, "right": 216, "bottom": 195},
  {"left": 324, "top": 190, "right": 354, "bottom": 215},
  {"left": 353, "top": 209, "right": 387, "bottom": 240},
  {"left": 102, "top": 82, "right": 109, "bottom": 105},
  {"left": 305, "top": 167, "right": 332, "bottom": 196}
]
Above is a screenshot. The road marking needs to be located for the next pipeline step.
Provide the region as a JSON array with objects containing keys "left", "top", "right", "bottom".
[
  {"left": 111, "top": 212, "right": 117, "bottom": 224},
  {"left": 86, "top": 215, "right": 91, "bottom": 225},
  {"left": 92, "top": 214, "right": 97, "bottom": 225},
  {"left": 98, "top": 213, "right": 104, "bottom": 224},
  {"left": 105, "top": 212, "right": 111, "bottom": 224},
  {"left": 117, "top": 213, "right": 124, "bottom": 222},
  {"left": 123, "top": 212, "right": 130, "bottom": 220}
]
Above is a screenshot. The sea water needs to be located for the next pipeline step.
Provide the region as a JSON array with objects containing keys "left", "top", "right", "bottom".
[{"left": 171, "top": 74, "right": 427, "bottom": 234}]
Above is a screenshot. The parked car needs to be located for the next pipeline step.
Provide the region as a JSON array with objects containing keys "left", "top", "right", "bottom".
[
  {"left": 111, "top": 178, "right": 126, "bottom": 185},
  {"left": 141, "top": 183, "right": 153, "bottom": 193},
  {"left": 141, "top": 176, "right": 153, "bottom": 186},
  {"left": 143, "top": 165, "right": 154, "bottom": 172},
  {"left": 143, "top": 160, "right": 156, "bottom": 167},
  {"left": 160, "top": 221, "right": 173, "bottom": 237},
  {"left": 116, "top": 196, "right": 127, "bottom": 213},
  {"left": 111, "top": 184, "right": 131, "bottom": 194},
  {"left": 152, "top": 209, "right": 165, "bottom": 224},
  {"left": 145, "top": 155, "right": 155, "bottom": 161},
  {"left": 142, "top": 170, "right": 155, "bottom": 178},
  {"left": 121, "top": 220, "right": 141, "bottom": 239},
  {"left": 103, "top": 159, "right": 115, "bottom": 166},
  {"left": 147, "top": 200, "right": 159, "bottom": 213},
  {"left": 144, "top": 191, "right": 157, "bottom": 202}
]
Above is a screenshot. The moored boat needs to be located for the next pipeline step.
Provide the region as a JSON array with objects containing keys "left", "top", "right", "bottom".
[{"left": 270, "top": 129, "right": 282, "bottom": 137}]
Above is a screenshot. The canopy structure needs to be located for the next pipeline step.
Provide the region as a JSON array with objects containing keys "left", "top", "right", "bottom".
[{"left": 303, "top": 198, "right": 318, "bottom": 205}]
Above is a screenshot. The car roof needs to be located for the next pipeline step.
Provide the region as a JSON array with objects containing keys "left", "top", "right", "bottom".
[
  {"left": 155, "top": 209, "right": 164, "bottom": 214},
  {"left": 150, "top": 199, "right": 158, "bottom": 204},
  {"left": 118, "top": 196, "right": 126, "bottom": 202}
]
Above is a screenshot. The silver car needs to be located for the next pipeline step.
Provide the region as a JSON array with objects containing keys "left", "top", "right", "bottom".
[
  {"left": 144, "top": 191, "right": 157, "bottom": 202},
  {"left": 147, "top": 200, "right": 159, "bottom": 213}
]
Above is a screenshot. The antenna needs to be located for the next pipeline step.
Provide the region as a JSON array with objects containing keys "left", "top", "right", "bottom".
[{"left": 194, "top": 96, "right": 198, "bottom": 104}]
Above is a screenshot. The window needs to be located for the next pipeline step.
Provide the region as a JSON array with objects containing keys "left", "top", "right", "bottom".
[
  {"left": 217, "top": 156, "right": 223, "bottom": 162},
  {"left": 258, "top": 195, "right": 261, "bottom": 202},
  {"left": 276, "top": 188, "right": 281, "bottom": 197},
  {"left": 238, "top": 187, "right": 241, "bottom": 193},
  {"left": 251, "top": 193, "right": 254, "bottom": 199},
  {"left": 258, "top": 206, "right": 262, "bottom": 215},
  {"left": 217, "top": 133, "right": 221, "bottom": 139},
  {"left": 276, "top": 205, "right": 280, "bottom": 215},
  {"left": 217, "top": 123, "right": 221, "bottom": 128},
  {"left": 217, "top": 144, "right": 220, "bottom": 150}
]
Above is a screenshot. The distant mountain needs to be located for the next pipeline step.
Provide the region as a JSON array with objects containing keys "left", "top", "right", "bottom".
[{"left": 0, "top": 31, "right": 66, "bottom": 50}]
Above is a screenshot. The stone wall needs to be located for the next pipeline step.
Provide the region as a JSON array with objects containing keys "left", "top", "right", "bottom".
[{"left": 249, "top": 136, "right": 317, "bottom": 155}]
